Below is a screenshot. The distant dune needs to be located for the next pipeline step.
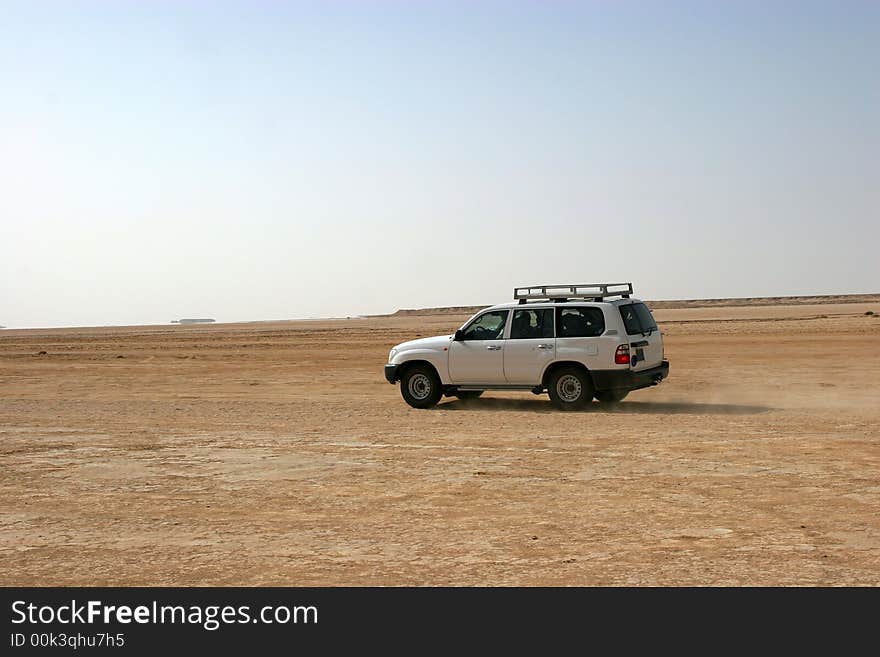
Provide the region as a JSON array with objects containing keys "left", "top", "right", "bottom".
[{"left": 385, "top": 293, "right": 880, "bottom": 317}]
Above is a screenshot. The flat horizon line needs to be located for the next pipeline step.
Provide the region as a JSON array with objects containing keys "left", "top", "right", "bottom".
[{"left": 2, "top": 292, "right": 878, "bottom": 332}]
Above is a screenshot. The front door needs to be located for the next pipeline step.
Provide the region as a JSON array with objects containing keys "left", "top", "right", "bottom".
[
  {"left": 504, "top": 307, "right": 556, "bottom": 384},
  {"left": 448, "top": 310, "right": 509, "bottom": 384}
]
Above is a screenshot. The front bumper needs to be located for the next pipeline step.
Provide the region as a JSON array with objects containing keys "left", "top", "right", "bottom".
[
  {"left": 384, "top": 364, "right": 400, "bottom": 384},
  {"left": 590, "top": 360, "right": 669, "bottom": 393}
]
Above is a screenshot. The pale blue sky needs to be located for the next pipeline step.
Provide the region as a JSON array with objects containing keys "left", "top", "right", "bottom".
[{"left": 1, "top": 1, "right": 878, "bottom": 328}]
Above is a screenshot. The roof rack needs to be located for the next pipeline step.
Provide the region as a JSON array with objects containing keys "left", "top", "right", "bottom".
[{"left": 514, "top": 283, "right": 633, "bottom": 304}]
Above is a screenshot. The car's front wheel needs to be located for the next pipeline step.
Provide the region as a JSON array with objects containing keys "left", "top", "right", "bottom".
[
  {"left": 400, "top": 364, "right": 443, "bottom": 409},
  {"left": 547, "top": 366, "right": 594, "bottom": 411}
]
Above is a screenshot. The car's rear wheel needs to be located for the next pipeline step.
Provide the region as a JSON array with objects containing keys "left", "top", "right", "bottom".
[
  {"left": 453, "top": 391, "right": 483, "bottom": 400},
  {"left": 595, "top": 390, "right": 629, "bottom": 404},
  {"left": 547, "top": 366, "right": 594, "bottom": 411},
  {"left": 400, "top": 364, "right": 443, "bottom": 409}
]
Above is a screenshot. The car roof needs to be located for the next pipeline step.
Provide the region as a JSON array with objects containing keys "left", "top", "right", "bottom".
[{"left": 481, "top": 298, "right": 643, "bottom": 312}]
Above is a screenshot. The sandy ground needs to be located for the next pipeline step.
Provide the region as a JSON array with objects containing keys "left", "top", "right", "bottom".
[{"left": 1, "top": 301, "right": 879, "bottom": 586}]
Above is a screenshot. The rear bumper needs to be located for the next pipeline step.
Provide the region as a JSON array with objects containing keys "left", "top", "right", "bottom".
[
  {"left": 591, "top": 360, "right": 669, "bottom": 392},
  {"left": 384, "top": 364, "right": 400, "bottom": 384}
]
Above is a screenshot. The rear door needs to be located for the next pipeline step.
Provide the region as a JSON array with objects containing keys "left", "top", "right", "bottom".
[
  {"left": 618, "top": 302, "right": 664, "bottom": 371},
  {"left": 555, "top": 305, "right": 605, "bottom": 367},
  {"left": 503, "top": 307, "right": 555, "bottom": 383}
]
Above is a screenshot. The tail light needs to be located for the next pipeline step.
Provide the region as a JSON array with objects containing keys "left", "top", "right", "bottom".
[{"left": 614, "top": 344, "right": 630, "bottom": 365}]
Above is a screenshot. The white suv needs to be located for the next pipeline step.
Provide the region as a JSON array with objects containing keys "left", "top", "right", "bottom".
[{"left": 384, "top": 283, "right": 669, "bottom": 410}]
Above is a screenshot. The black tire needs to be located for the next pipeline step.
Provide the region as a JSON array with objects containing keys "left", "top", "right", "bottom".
[
  {"left": 595, "top": 390, "right": 629, "bottom": 404},
  {"left": 400, "top": 364, "right": 443, "bottom": 409},
  {"left": 547, "top": 366, "right": 594, "bottom": 411},
  {"left": 453, "top": 391, "right": 484, "bottom": 400}
]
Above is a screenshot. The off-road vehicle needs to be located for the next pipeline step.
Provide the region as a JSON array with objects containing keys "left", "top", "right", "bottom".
[{"left": 384, "top": 283, "right": 669, "bottom": 410}]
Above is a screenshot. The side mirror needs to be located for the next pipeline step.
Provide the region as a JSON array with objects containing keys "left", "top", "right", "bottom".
[{"left": 453, "top": 329, "right": 464, "bottom": 341}]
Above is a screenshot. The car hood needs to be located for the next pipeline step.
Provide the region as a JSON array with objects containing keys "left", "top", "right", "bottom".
[{"left": 394, "top": 334, "right": 453, "bottom": 352}]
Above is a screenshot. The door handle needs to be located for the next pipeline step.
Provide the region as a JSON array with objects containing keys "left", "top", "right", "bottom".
[
  {"left": 486, "top": 345, "right": 502, "bottom": 351},
  {"left": 537, "top": 344, "right": 554, "bottom": 350}
]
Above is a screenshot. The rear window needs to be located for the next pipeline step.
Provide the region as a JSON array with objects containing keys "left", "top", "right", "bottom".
[
  {"left": 556, "top": 307, "right": 605, "bottom": 338},
  {"left": 619, "top": 303, "right": 657, "bottom": 336}
]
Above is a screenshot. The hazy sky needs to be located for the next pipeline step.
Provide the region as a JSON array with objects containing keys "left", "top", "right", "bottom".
[{"left": 1, "top": 1, "right": 878, "bottom": 328}]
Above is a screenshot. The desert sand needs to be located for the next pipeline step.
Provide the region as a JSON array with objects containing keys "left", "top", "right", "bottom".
[{"left": 1, "top": 299, "right": 879, "bottom": 585}]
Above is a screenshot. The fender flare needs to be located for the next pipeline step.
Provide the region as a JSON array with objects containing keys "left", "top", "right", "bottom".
[
  {"left": 541, "top": 361, "right": 594, "bottom": 389},
  {"left": 392, "top": 352, "right": 449, "bottom": 384}
]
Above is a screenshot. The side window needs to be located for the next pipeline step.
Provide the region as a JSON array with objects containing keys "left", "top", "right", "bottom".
[
  {"left": 461, "top": 310, "right": 509, "bottom": 341},
  {"left": 556, "top": 307, "right": 605, "bottom": 338},
  {"left": 511, "top": 308, "right": 554, "bottom": 339}
]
